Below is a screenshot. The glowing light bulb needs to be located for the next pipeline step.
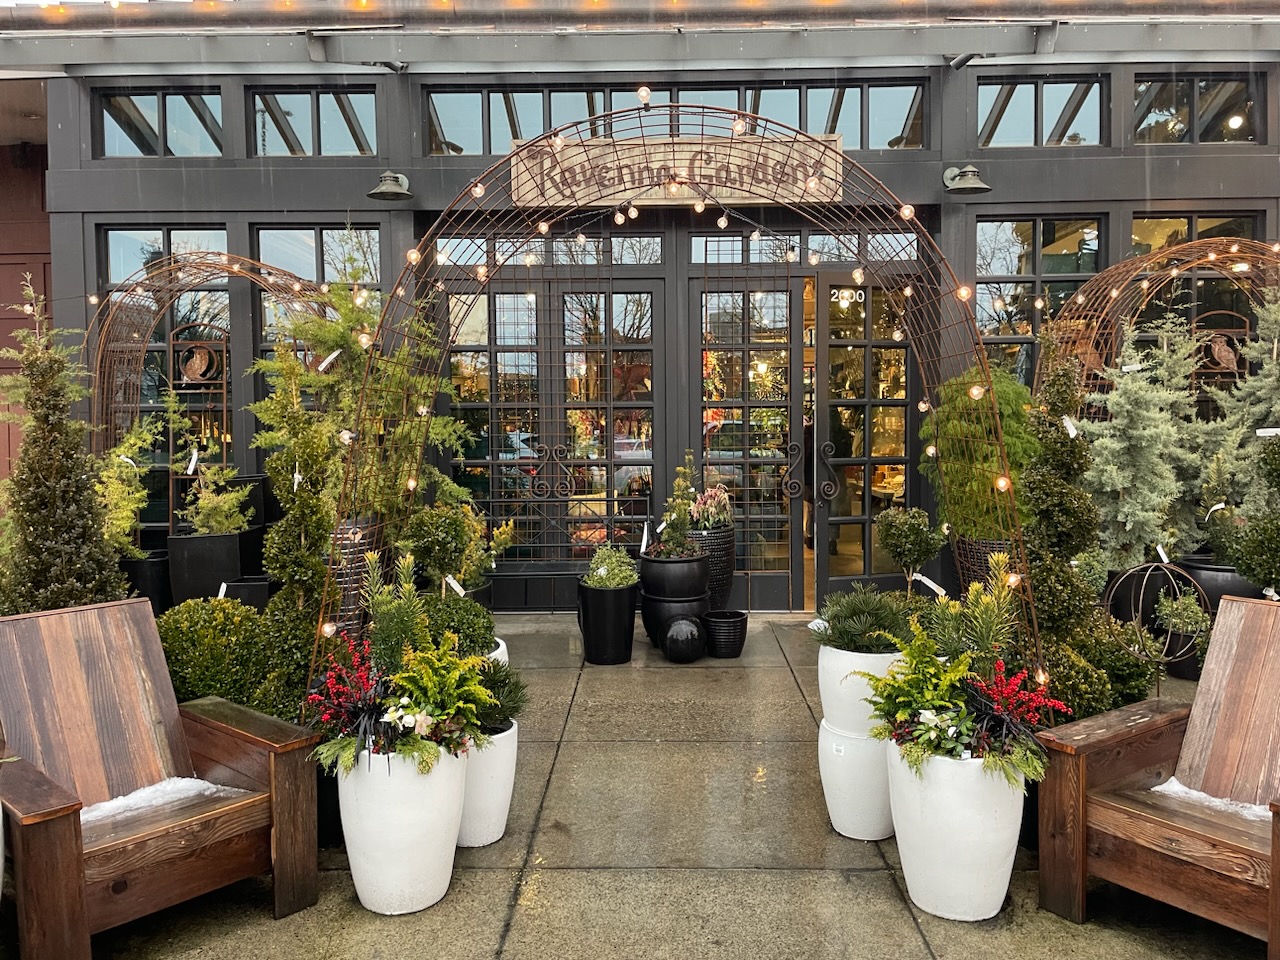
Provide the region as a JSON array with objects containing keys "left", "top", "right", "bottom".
[
  {"left": 1208, "top": 251, "right": 1217, "bottom": 261},
  {"left": 1228, "top": 114, "right": 1245, "bottom": 130},
  {"left": 750, "top": 229, "right": 761, "bottom": 242},
  {"left": 320, "top": 283, "right": 330, "bottom": 293},
  {"left": 732, "top": 116, "right": 747, "bottom": 135},
  {"left": 1230, "top": 243, "right": 1240, "bottom": 254},
  {"left": 925, "top": 444, "right": 938, "bottom": 457},
  {"left": 899, "top": 204, "right": 915, "bottom": 220},
  {"left": 717, "top": 214, "right": 729, "bottom": 229},
  {"left": 968, "top": 384, "right": 986, "bottom": 401},
  {"left": 755, "top": 361, "right": 768, "bottom": 374},
  {"left": 524, "top": 253, "right": 536, "bottom": 267},
  {"left": 1140, "top": 278, "right": 1150, "bottom": 290},
  {"left": 994, "top": 475, "right": 1012, "bottom": 492},
  {"left": 550, "top": 134, "right": 565, "bottom": 151},
  {"left": 805, "top": 175, "right": 821, "bottom": 191},
  {"left": 1272, "top": 243, "right": 1280, "bottom": 253},
  {"left": 470, "top": 182, "right": 485, "bottom": 199},
  {"left": 1232, "top": 261, "right": 1251, "bottom": 273},
  {"left": 537, "top": 220, "right": 550, "bottom": 235},
  {"left": 576, "top": 232, "right": 587, "bottom": 245},
  {"left": 88, "top": 294, "right": 99, "bottom": 305},
  {"left": 1034, "top": 666, "right": 1050, "bottom": 687},
  {"left": 476, "top": 264, "right": 488, "bottom": 280},
  {"left": 406, "top": 249, "right": 421, "bottom": 264},
  {"left": 627, "top": 205, "right": 639, "bottom": 220},
  {"left": 321, "top": 622, "right": 338, "bottom": 638},
  {"left": 956, "top": 285, "right": 971, "bottom": 302},
  {"left": 693, "top": 199, "right": 706, "bottom": 214},
  {"left": 637, "top": 85, "right": 652, "bottom": 105},
  {"left": 1076, "top": 294, "right": 1085, "bottom": 305},
  {"left": 417, "top": 404, "right": 429, "bottom": 416},
  {"left": 666, "top": 178, "right": 682, "bottom": 196},
  {"left": 526, "top": 291, "right": 537, "bottom": 303},
  {"left": 338, "top": 429, "right": 355, "bottom": 445},
  {"left": 614, "top": 210, "right": 626, "bottom": 225},
  {"left": 902, "top": 284, "right": 914, "bottom": 298},
  {"left": 891, "top": 328, "right": 905, "bottom": 342},
  {"left": 785, "top": 248, "right": 798, "bottom": 263},
  {"left": 808, "top": 251, "right": 820, "bottom": 266},
  {"left": 357, "top": 332, "right": 374, "bottom": 350},
  {"left": 406, "top": 477, "right": 418, "bottom": 492},
  {"left": 941, "top": 523, "right": 952, "bottom": 535},
  {"left": 851, "top": 268, "right": 864, "bottom": 284},
  {"left": 1034, "top": 297, "right": 1045, "bottom": 310},
  {"left": 1110, "top": 288, "right": 1120, "bottom": 298},
  {"left": 1006, "top": 572, "right": 1022, "bottom": 589},
  {"left": 917, "top": 399, "right": 930, "bottom": 413},
  {"left": 292, "top": 281, "right": 302, "bottom": 292}
]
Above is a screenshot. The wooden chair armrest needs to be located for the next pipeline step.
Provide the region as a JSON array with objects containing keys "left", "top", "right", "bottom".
[
  {"left": 179, "top": 697, "right": 321, "bottom": 755},
  {"left": 0, "top": 754, "right": 81, "bottom": 826},
  {"left": 1036, "top": 698, "right": 1191, "bottom": 757}
]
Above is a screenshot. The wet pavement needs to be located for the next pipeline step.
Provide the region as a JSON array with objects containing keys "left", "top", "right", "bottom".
[{"left": 0, "top": 613, "right": 1263, "bottom": 960}]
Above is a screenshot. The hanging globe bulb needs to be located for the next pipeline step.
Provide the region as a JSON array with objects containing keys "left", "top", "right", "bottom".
[
  {"left": 693, "top": 199, "right": 706, "bottom": 214},
  {"left": 717, "top": 214, "right": 729, "bottom": 229},
  {"left": 627, "top": 204, "right": 639, "bottom": 220},
  {"left": 614, "top": 210, "right": 626, "bottom": 225},
  {"left": 637, "top": 85, "right": 652, "bottom": 105}
]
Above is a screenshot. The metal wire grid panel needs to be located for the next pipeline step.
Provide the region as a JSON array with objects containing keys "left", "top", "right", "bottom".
[
  {"left": 1037, "top": 236, "right": 1280, "bottom": 396},
  {"left": 322, "top": 102, "right": 1036, "bottom": 664}
]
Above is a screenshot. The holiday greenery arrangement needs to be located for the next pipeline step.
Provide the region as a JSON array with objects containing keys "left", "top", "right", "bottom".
[{"left": 0, "top": 277, "right": 127, "bottom": 614}]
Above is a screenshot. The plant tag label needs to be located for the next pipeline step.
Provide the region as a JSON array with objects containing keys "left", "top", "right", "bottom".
[
  {"left": 912, "top": 573, "right": 947, "bottom": 597},
  {"left": 831, "top": 742, "right": 844, "bottom": 756},
  {"left": 1256, "top": 427, "right": 1280, "bottom": 437},
  {"left": 1121, "top": 362, "right": 1145, "bottom": 373},
  {"left": 656, "top": 521, "right": 667, "bottom": 533},
  {"left": 640, "top": 523, "right": 650, "bottom": 553},
  {"left": 1061, "top": 415, "right": 1078, "bottom": 439},
  {"left": 293, "top": 459, "right": 303, "bottom": 492},
  {"left": 185, "top": 448, "right": 199, "bottom": 475},
  {"left": 1156, "top": 544, "right": 1170, "bottom": 563},
  {"left": 217, "top": 582, "right": 227, "bottom": 598},
  {"left": 119, "top": 455, "right": 137, "bottom": 468},
  {"left": 316, "top": 348, "right": 343, "bottom": 373},
  {"left": 1265, "top": 587, "right": 1279, "bottom": 602},
  {"left": 445, "top": 575, "right": 466, "bottom": 597},
  {"left": 596, "top": 567, "right": 607, "bottom": 577},
  {"left": 808, "top": 618, "right": 828, "bottom": 633},
  {"left": 1206, "top": 502, "right": 1227, "bottom": 518}
]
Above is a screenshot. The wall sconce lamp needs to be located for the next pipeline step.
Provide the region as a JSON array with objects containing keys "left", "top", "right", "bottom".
[
  {"left": 367, "top": 170, "right": 414, "bottom": 201},
  {"left": 942, "top": 164, "right": 992, "bottom": 195}
]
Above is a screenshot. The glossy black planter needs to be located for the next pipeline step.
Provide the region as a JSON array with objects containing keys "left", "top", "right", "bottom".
[
  {"left": 688, "top": 525, "right": 735, "bottom": 610},
  {"left": 239, "top": 524, "right": 266, "bottom": 578},
  {"left": 120, "top": 551, "right": 173, "bottom": 618},
  {"left": 639, "top": 589, "right": 710, "bottom": 646},
  {"left": 168, "top": 532, "right": 242, "bottom": 605},
  {"left": 226, "top": 473, "right": 268, "bottom": 527},
  {"left": 224, "top": 576, "right": 280, "bottom": 612},
  {"left": 577, "top": 580, "right": 638, "bottom": 665},
  {"left": 638, "top": 553, "right": 710, "bottom": 600},
  {"left": 1176, "top": 555, "right": 1265, "bottom": 613},
  {"left": 701, "top": 609, "right": 748, "bottom": 658},
  {"left": 1163, "top": 630, "right": 1202, "bottom": 681}
]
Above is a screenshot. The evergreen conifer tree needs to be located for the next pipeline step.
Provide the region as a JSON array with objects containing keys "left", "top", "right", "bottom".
[{"left": 0, "top": 277, "right": 127, "bottom": 612}]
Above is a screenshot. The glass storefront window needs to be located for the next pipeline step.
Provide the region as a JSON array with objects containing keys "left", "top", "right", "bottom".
[
  {"left": 496, "top": 293, "right": 538, "bottom": 345},
  {"left": 703, "top": 293, "right": 742, "bottom": 343},
  {"left": 807, "top": 87, "right": 860, "bottom": 147},
  {"left": 1135, "top": 75, "right": 1261, "bottom": 144},
  {"left": 977, "top": 221, "right": 1034, "bottom": 275},
  {"left": 490, "top": 91, "right": 543, "bottom": 149},
  {"left": 436, "top": 237, "right": 487, "bottom": 266},
  {"left": 1044, "top": 81, "right": 1101, "bottom": 146},
  {"left": 451, "top": 294, "right": 489, "bottom": 344},
  {"left": 550, "top": 90, "right": 608, "bottom": 135},
  {"left": 746, "top": 88, "right": 800, "bottom": 131},
  {"left": 258, "top": 229, "right": 319, "bottom": 280},
  {"left": 749, "top": 234, "right": 800, "bottom": 264},
  {"left": 808, "top": 233, "right": 859, "bottom": 262},
  {"left": 427, "top": 92, "right": 484, "bottom": 155},
  {"left": 165, "top": 93, "right": 222, "bottom": 157},
  {"left": 253, "top": 93, "right": 313, "bottom": 156},
  {"left": 693, "top": 236, "right": 742, "bottom": 264},
  {"left": 978, "top": 80, "right": 1101, "bottom": 147},
  {"left": 612, "top": 293, "right": 653, "bottom": 342},
  {"left": 868, "top": 85, "right": 924, "bottom": 149},
  {"left": 554, "top": 236, "right": 606, "bottom": 265},
  {"left": 102, "top": 93, "right": 159, "bottom": 157},
  {"left": 748, "top": 291, "right": 788, "bottom": 342},
  {"left": 978, "top": 83, "right": 1035, "bottom": 148},
  {"left": 1198, "top": 78, "right": 1257, "bottom": 142},
  {"left": 322, "top": 228, "right": 379, "bottom": 282},
  {"left": 1134, "top": 79, "right": 1192, "bottom": 143},
  {"left": 613, "top": 236, "right": 663, "bottom": 264},
  {"left": 318, "top": 92, "right": 376, "bottom": 155},
  {"left": 1041, "top": 220, "right": 1099, "bottom": 274}
]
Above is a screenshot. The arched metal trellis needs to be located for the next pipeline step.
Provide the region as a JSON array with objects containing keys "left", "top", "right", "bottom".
[
  {"left": 323, "top": 102, "right": 1035, "bottom": 667},
  {"left": 1039, "top": 236, "right": 1280, "bottom": 392}
]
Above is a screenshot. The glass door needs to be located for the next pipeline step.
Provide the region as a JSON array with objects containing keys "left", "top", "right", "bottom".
[{"left": 814, "top": 272, "right": 913, "bottom": 605}]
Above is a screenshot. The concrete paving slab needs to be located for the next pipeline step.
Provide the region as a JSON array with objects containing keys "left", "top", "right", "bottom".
[
  {"left": 563, "top": 666, "right": 817, "bottom": 742},
  {"left": 497, "top": 616, "right": 584, "bottom": 669},
  {"left": 591, "top": 619, "right": 788, "bottom": 669},
  {"left": 774, "top": 619, "right": 820, "bottom": 668},
  {"left": 456, "top": 741, "right": 558, "bottom": 869},
  {"left": 500, "top": 869, "right": 930, "bottom": 960},
  {"left": 519, "top": 668, "right": 580, "bottom": 742},
  {"left": 531, "top": 740, "right": 881, "bottom": 869}
]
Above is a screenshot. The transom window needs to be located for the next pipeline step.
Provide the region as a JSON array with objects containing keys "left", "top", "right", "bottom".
[
  {"left": 97, "top": 91, "right": 223, "bottom": 158},
  {"left": 977, "top": 77, "right": 1104, "bottom": 147},
  {"left": 1133, "top": 74, "right": 1262, "bottom": 144},
  {"left": 254, "top": 225, "right": 380, "bottom": 342},
  {"left": 251, "top": 89, "right": 377, "bottom": 157}
]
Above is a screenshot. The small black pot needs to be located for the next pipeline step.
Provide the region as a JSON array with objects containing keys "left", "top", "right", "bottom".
[
  {"left": 639, "top": 552, "right": 710, "bottom": 600},
  {"left": 688, "top": 524, "right": 736, "bottom": 610},
  {"left": 120, "top": 551, "right": 173, "bottom": 618},
  {"left": 701, "top": 609, "right": 748, "bottom": 658},
  {"left": 577, "top": 580, "right": 638, "bottom": 665},
  {"left": 224, "top": 576, "right": 280, "bottom": 612},
  {"left": 168, "top": 532, "right": 242, "bottom": 605},
  {"left": 1176, "top": 555, "right": 1265, "bottom": 613},
  {"left": 639, "top": 590, "right": 710, "bottom": 646}
]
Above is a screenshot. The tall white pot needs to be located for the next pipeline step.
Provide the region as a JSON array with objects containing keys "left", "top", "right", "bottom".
[
  {"left": 457, "top": 721, "right": 519, "bottom": 848},
  {"left": 817, "top": 719, "right": 893, "bottom": 840},
  {"left": 338, "top": 749, "right": 467, "bottom": 915},
  {"left": 817, "top": 646, "right": 898, "bottom": 735},
  {"left": 886, "top": 748, "right": 1023, "bottom": 921},
  {"left": 489, "top": 637, "right": 508, "bottom": 664}
]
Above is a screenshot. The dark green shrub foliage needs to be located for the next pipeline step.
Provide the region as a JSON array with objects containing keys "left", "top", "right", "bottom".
[
  {"left": 475, "top": 659, "right": 529, "bottom": 733},
  {"left": 423, "top": 593, "right": 496, "bottom": 658},
  {"left": 1068, "top": 610, "right": 1156, "bottom": 710},
  {"left": 814, "top": 585, "right": 910, "bottom": 654}
]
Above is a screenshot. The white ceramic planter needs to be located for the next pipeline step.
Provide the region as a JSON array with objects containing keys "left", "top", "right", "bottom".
[
  {"left": 886, "top": 748, "right": 1024, "bottom": 921},
  {"left": 817, "top": 719, "right": 893, "bottom": 840},
  {"left": 489, "top": 637, "right": 508, "bottom": 664},
  {"left": 817, "top": 646, "right": 898, "bottom": 736},
  {"left": 338, "top": 749, "right": 467, "bottom": 915},
  {"left": 457, "top": 721, "right": 519, "bottom": 848}
]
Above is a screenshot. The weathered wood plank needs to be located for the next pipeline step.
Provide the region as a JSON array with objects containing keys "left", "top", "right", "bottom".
[
  {"left": 10, "top": 808, "right": 91, "bottom": 960},
  {"left": 269, "top": 748, "right": 319, "bottom": 918},
  {"left": 0, "top": 754, "right": 81, "bottom": 825},
  {"left": 125, "top": 601, "right": 194, "bottom": 778},
  {"left": 1038, "top": 749, "right": 1088, "bottom": 922},
  {"left": 1037, "top": 699, "right": 1189, "bottom": 757},
  {"left": 183, "top": 714, "right": 271, "bottom": 789},
  {"left": 1270, "top": 806, "right": 1279, "bottom": 960},
  {"left": 1088, "top": 830, "right": 1269, "bottom": 941},
  {"left": 180, "top": 697, "right": 321, "bottom": 753}
]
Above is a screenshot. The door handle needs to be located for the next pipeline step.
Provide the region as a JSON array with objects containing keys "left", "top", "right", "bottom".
[
  {"left": 780, "top": 440, "right": 803, "bottom": 498},
  {"left": 817, "top": 440, "right": 839, "bottom": 502}
]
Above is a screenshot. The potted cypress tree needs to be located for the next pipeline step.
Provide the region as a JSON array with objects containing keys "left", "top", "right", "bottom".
[
  {"left": 458, "top": 658, "right": 528, "bottom": 847},
  {"left": 578, "top": 542, "right": 639, "bottom": 665},
  {"left": 167, "top": 456, "right": 255, "bottom": 604},
  {"left": 0, "top": 276, "right": 127, "bottom": 613}
]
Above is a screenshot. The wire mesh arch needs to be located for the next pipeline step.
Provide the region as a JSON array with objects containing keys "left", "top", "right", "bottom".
[
  {"left": 1037, "top": 236, "right": 1280, "bottom": 393},
  {"left": 86, "top": 250, "right": 331, "bottom": 454},
  {"left": 324, "top": 102, "right": 1035, "bottom": 663}
]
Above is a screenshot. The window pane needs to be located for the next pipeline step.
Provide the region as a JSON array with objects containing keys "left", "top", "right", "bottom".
[
  {"left": 565, "top": 351, "right": 606, "bottom": 402},
  {"left": 1044, "top": 81, "right": 1101, "bottom": 146},
  {"left": 427, "top": 92, "right": 484, "bottom": 155},
  {"left": 322, "top": 228, "right": 379, "bottom": 283},
  {"left": 977, "top": 83, "right": 1035, "bottom": 148},
  {"left": 985, "top": 342, "right": 1036, "bottom": 388},
  {"left": 977, "top": 221, "right": 1034, "bottom": 275},
  {"left": 1195, "top": 279, "right": 1253, "bottom": 332},
  {"left": 490, "top": 91, "right": 543, "bottom": 149},
  {"left": 748, "top": 350, "right": 788, "bottom": 401},
  {"left": 975, "top": 283, "right": 1033, "bottom": 337},
  {"left": 1198, "top": 78, "right": 1258, "bottom": 143},
  {"left": 258, "top": 229, "right": 317, "bottom": 280},
  {"left": 106, "top": 228, "right": 162, "bottom": 283},
  {"left": 1130, "top": 217, "right": 1189, "bottom": 257},
  {"left": 1198, "top": 216, "right": 1255, "bottom": 241},
  {"left": 550, "top": 90, "right": 607, "bottom": 136},
  {"left": 495, "top": 353, "right": 538, "bottom": 403},
  {"left": 564, "top": 293, "right": 606, "bottom": 345},
  {"left": 165, "top": 93, "right": 222, "bottom": 157},
  {"left": 829, "top": 288, "right": 867, "bottom": 340},
  {"left": 746, "top": 88, "right": 799, "bottom": 131},
  {"left": 749, "top": 234, "right": 800, "bottom": 264},
  {"left": 692, "top": 236, "right": 741, "bottom": 263},
  {"left": 864, "top": 232, "right": 918, "bottom": 261},
  {"left": 102, "top": 94, "right": 159, "bottom": 157},
  {"left": 436, "top": 237, "right": 487, "bottom": 266},
  {"left": 318, "top": 91, "right": 376, "bottom": 156},
  {"left": 807, "top": 87, "right": 860, "bottom": 147},
  {"left": 703, "top": 293, "right": 742, "bottom": 343},
  {"left": 451, "top": 293, "right": 489, "bottom": 344},
  {"left": 169, "top": 229, "right": 227, "bottom": 257},
  {"left": 554, "top": 236, "right": 605, "bottom": 265},
  {"left": 869, "top": 406, "right": 906, "bottom": 457},
  {"left": 704, "top": 351, "right": 742, "bottom": 401},
  {"left": 748, "top": 291, "right": 789, "bottom": 343},
  {"left": 1134, "top": 79, "right": 1191, "bottom": 144},
  {"left": 253, "top": 93, "right": 313, "bottom": 156},
  {"left": 172, "top": 290, "right": 230, "bottom": 339},
  {"left": 612, "top": 351, "right": 652, "bottom": 401},
  {"left": 613, "top": 293, "right": 652, "bottom": 342},
  {"left": 497, "top": 237, "right": 544, "bottom": 268},
  {"left": 496, "top": 294, "right": 538, "bottom": 345},
  {"left": 830, "top": 347, "right": 864, "bottom": 399},
  {"left": 809, "top": 233, "right": 858, "bottom": 262},
  {"left": 612, "top": 236, "right": 663, "bottom": 264},
  {"left": 871, "top": 348, "right": 906, "bottom": 400},
  {"left": 678, "top": 88, "right": 738, "bottom": 135},
  {"left": 451, "top": 352, "right": 490, "bottom": 402},
  {"left": 1041, "top": 220, "right": 1099, "bottom": 274},
  {"left": 868, "top": 85, "right": 924, "bottom": 149}
]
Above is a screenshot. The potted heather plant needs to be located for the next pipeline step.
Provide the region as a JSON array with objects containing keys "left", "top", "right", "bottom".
[
  {"left": 458, "top": 658, "right": 528, "bottom": 847},
  {"left": 578, "top": 542, "right": 640, "bottom": 665},
  {"left": 864, "top": 621, "right": 1068, "bottom": 921},
  {"left": 639, "top": 453, "right": 710, "bottom": 643},
  {"left": 874, "top": 506, "right": 947, "bottom": 594}
]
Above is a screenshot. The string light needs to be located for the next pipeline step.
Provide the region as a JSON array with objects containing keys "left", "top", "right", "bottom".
[
  {"left": 891, "top": 328, "right": 905, "bottom": 342},
  {"left": 925, "top": 444, "right": 938, "bottom": 457},
  {"left": 88, "top": 294, "right": 99, "bottom": 305},
  {"left": 902, "top": 284, "right": 914, "bottom": 298},
  {"left": 899, "top": 204, "right": 915, "bottom": 220},
  {"left": 717, "top": 214, "right": 729, "bottom": 229},
  {"left": 808, "top": 251, "right": 820, "bottom": 266},
  {"left": 851, "top": 268, "right": 864, "bottom": 284},
  {"left": 292, "top": 281, "right": 302, "bottom": 292},
  {"left": 476, "top": 264, "right": 488, "bottom": 280},
  {"left": 1140, "top": 278, "right": 1150, "bottom": 290},
  {"left": 1232, "top": 261, "right": 1251, "bottom": 273},
  {"left": 549, "top": 134, "right": 565, "bottom": 152},
  {"left": 406, "top": 249, "right": 421, "bottom": 264},
  {"left": 1230, "top": 243, "right": 1240, "bottom": 254},
  {"left": 785, "top": 247, "right": 798, "bottom": 263},
  {"left": 1207, "top": 251, "right": 1217, "bottom": 261},
  {"left": 524, "top": 253, "right": 537, "bottom": 267},
  {"left": 357, "top": 332, "right": 374, "bottom": 350},
  {"left": 941, "top": 523, "right": 952, "bottom": 535},
  {"left": 627, "top": 204, "right": 639, "bottom": 220},
  {"left": 1034, "top": 665, "right": 1050, "bottom": 687},
  {"left": 537, "top": 220, "right": 551, "bottom": 234},
  {"left": 968, "top": 384, "right": 986, "bottom": 401},
  {"left": 637, "top": 85, "right": 652, "bottom": 105},
  {"left": 406, "top": 477, "right": 418, "bottom": 492},
  {"left": 1006, "top": 572, "right": 1022, "bottom": 589},
  {"left": 917, "top": 399, "right": 930, "bottom": 412},
  {"left": 1033, "top": 297, "right": 1045, "bottom": 310},
  {"left": 1110, "top": 288, "right": 1120, "bottom": 298},
  {"left": 1076, "top": 294, "right": 1085, "bottom": 304},
  {"left": 750, "top": 229, "right": 761, "bottom": 242},
  {"left": 805, "top": 175, "right": 821, "bottom": 191},
  {"left": 321, "top": 622, "right": 338, "bottom": 638},
  {"left": 417, "top": 404, "right": 430, "bottom": 416},
  {"left": 731, "top": 116, "right": 747, "bottom": 135},
  {"left": 470, "top": 182, "right": 485, "bottom": 199},
  {"left": 338, "top": 429, "right": 356, "bottom": 445},
  {"left": 614, "top": 210, "right": 626, "bottom": 225},
  {"left": 994, "top": 475, "right": 1012, "bottom": 492},
  {"left": 576, "top": 232, "right": 587, "bottom": 245},
  {"left": 956, "top": 285, "right": 971, "bottom": 301},
  {"left": 666, "top": 178, "right": 682, "bottom": 196},
  {"left": 693, "top": 199, "right": 706, "bottom": 214},
  {"left": 321, "top": 283, "right": 330, "bottom": 293}
]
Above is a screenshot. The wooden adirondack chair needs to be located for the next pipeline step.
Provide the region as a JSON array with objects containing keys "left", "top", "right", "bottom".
[
  {"left": 1037, "top": 595, "right": 1280, "bottom": 958},
  {"left": 0, "top": 598, "right": 320, "bottom": 960}
]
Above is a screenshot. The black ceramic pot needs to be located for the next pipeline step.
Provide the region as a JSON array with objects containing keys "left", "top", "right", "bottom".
[
  {"left": 638, "top": 553, "right": 710, "bottom": 600},
  {"left": 577, "top": 579, "right": 638, "bottom": 665},
  {"left": 1176, "top": 555, "right": 1265, "bottom": 613},
  {"left": 120, "top": 550, "right": 173, "bottom": 618},
  {"left": 701, "top": 609, "right": 748, "bottom": 658},
  {"left": 662, "top": 616, "right": 705, "bottom": 663},
  {"left": 1163, "top": 630, "right": 1202, "bottom": 681},
  {"left": 168, "top": 532, "right": 242, "bottom": 605},
  {"left": 639, "top": 590, "right": 710, "bottom": 645},
  {"left": 688, "top": 524, "right": 736, "bottom": 610},
  {"left": 224, "top": 576, "right": 280, "bottom": 612}
]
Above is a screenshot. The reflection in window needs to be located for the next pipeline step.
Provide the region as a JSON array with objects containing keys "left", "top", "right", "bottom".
[
  {"left": 748, "top": 351, "right": 788, "bottom": 401},
  {"left": 809, "top": 233, "right": 859, "bottom": 262},
  {"left": 693, "top": 236, "right": 742, "bottom": 263},
  {"left": 495, "top": 352, "right": 538, "bottom": 402},
  {"left": 563, "top": 293, "right": 606, "bottom": 344},
  {"left": 612, "top": 236, "right": 663, "bottom": 264},
  {"left": 550, "top": 90, "right": 607, "bottom": 136},
  {"left": 322, "top": 228, "right": 379, "bottom": 282},
  {"left": 977, "top": 83, "right": 1035, "bottom": 148},
  {"left": 103, "top": 93, "right": 159, "bottom": 157},
  {"left": 612, "top": 351, "right": 652, "bottom": 401},
  {"left": 868, "top": 85, "right": 924, "bottom": 149},
  {"left": 496, "top": 294, "right": 538, "bottom": 345},
  {"left": 807, "top": 87, "right": 860, "bottom": 146},
  {"left": 165, "top": 93, "right": 223, "bottom": 156},
  {"left": 612, "top": 293, "right": 653, "bottom": 342},
  {"left": 318, "top": 92, "right": 376, "bottom": 155},
  {"left": 749, "top": 234, "right": 800, "bottom": 264},
  {"left": 748, "top": 292, "right": 788, "bottom": 342},
  {"left": 703, "top": 293, "right": 742, "bottom": 343},
  {"left": 977, "top": 221, "right": 1034, "bottom": 275},
  {"left": 436, "top": 237, "right": 487, "bottom": 266},
  {"left": 253, "top": 93, "right": 313, "bottom": 156},
  {"left": 978, "top": 80, "right": 1101, "bottom": 147},
  {"left": 864, "top": 233, "right": 918, "bottom": 261},
  {"left": 745, "top": 88, "right": 800, "bottom": 131},
  {"left": 554, "top": 236, "right": 605, "bottom": 265},
  {"left": 1135, "top": 75, "right": 1260, "bottom": 144},
  {"left": 105, "top": 227, "right": 227, "bottom": 285},
  {"left": 258, "top": 229, "right": 318, "bottom": 280},
  {"left": 427, "top": 92, "right": 484, "bottom": 155},
  {"left": 490, "top": 91, "right": 543, "bottom": 149},
  {"left": 451, "top": 295, "right": 489, "bottom": 344},
  {"left": 452, "top": 353, "right": 491, "bottom": 402}
]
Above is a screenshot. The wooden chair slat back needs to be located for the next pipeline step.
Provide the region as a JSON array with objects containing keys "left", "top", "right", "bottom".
[
  {"left": 0, "top": 598, "right": 193, "bottom": 807},
  {"left": 1174, "top": 596, "right": 1280, "bottom": 806}
]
